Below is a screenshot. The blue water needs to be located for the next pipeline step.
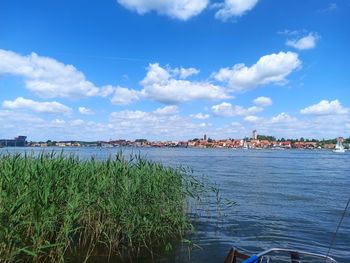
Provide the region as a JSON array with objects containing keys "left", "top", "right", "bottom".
[{"left": 1, "top": 147, "right": 349, "bottom": 262}]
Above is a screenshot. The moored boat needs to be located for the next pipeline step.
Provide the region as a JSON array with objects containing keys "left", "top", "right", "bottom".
[
  {"left": 224, "top": 247, "right": 338, "bottom": 263},
  {"left": 333, "top": 137, "right": 345, "bottom": 153}
]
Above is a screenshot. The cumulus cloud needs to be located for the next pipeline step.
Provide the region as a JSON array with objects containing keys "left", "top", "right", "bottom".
[
  {"left": 244, "top": 115, "right": 260, "bottom": 122},
  {"left": 300, "top": 100, "right": 349, "bottom": 116},
  {"left": 190, "top": 113, "right": 210, "bottom": 119},
  {"left": 213, "top": 51, "right": 301, "bottom": 92},
  {"left": 270, "top": 112, "right": 296, "bottom": 123},
  {"left": 117, "top": 0, "right": 209, "bottom": 20},
  {"left": 111, "top": 86, "right": 142, "bottom": 105},
  {"left": 1, "top": 107, "right": 349, "bottom": 141},
  {"left": 2, "top": 97, "right": 72, "bottom": 115},
  {"left": 215, "top": 0, "right": 258, "bottom": 21},
  {"left": 153, "top": 105, "right": 178, "bottom": 115},
  {"left": 253, "top": 96, "right": 272, "bottom": 107},
  {"left": 78, "top": 107, "right": 94, "bottom": 115},
  {"left": 108, "top": 109, "right": 209, "bottom": 139},
  {"left": 109, "top": 64, "right": 228, "bottom": 105},
  {"left": 171, "top": 67, "right": 200, "bottom": 79},
  {"left": 212, "top": 102, "right": 263, "bottom": 117},
  {"left": 0, "top": 49, "right": 114, "bottom": 99},
  {"left": 286, "top": 32, "right": 319, "bottom": 50},
  {"left": 140, "top": 63, "right": 230, "bottom": 104}
]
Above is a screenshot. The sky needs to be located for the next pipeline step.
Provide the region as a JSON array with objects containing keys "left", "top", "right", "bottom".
[{"left": 1, "top": 0, "right": 350, "bottom": 141}]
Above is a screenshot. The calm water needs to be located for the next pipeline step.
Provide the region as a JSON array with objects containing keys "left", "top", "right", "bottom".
[{"left": 1, "top": 147, "right": 349, "bottom": 262}]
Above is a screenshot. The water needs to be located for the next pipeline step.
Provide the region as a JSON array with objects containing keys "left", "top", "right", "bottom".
[{"left": 1, "top": 147, "right": 349, "bottom": 262}]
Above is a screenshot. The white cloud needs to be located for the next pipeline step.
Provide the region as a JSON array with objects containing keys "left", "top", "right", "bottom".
[
  {"left": 109, "top": 64, "right": 228, "bottom": 105},
  {"left": 70, "top": 119, "right": 85, "bottom": 126},
  {"left": 270, "top": 112, "right": 296, "bottom": 123},
  {"left": 253, "top": 96, "right": 272, "bottom": 107},
  {"left": 278, "top": 29, "right": 301, "bottom": 36},
  {"left": 190, "top": 113, "right": 210, "bottom": 119},
  {"left": 0, "top": 49, "right": 114, "bottom": 99},
  {"left": 2, "top": 97, "right": 72, "bottom": 115},
  {"left": 1, "top": 107, "right": 349, "bottom": 141},
  {"left": 117, "top": 0, "right": 209, "bottom": 20},
  {"left": 300, "top": 100, "right": 349, "bottom": 116},
  {"left": 51, "top": 119, "right": 66, "bottom": 126},
  {"left": 111, "top": 86, "right": 142, "bottom": 105},
  {"left": 213, "top": 51, "right": 301, "bottom": 92},
  {"left": 286, "top": 33, "right": 319, "bottom": 50},
  {"left": 153, "top": 105, "right": 178, "bottom": 115},
  {"left": 78, "top": 107, "right": 94, "bottom": 115},
  {"left": 140, "top": 63, "right": 231, "bottom": 104},
  {"left": 171, "top": 67, "right": 200, "bottom": 79},
  {"left": 244, "top": 115, "right": 260, "bottom": 122},
  {"left": 215, "top": 0, "right": 258, "bottom": 21},
  {"left": 319, "top": 3, "right": 337, "bottom": 13},
  {"left": 108, "top": 109, "right": 209, "bottom": 139},
  {"left": 212, "top": 102, "right": 263, "bottom": 117}
]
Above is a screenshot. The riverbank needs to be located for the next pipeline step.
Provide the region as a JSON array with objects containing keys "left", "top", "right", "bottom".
[{"left": 0, "top": 152, "right": 204, "bottom": 262}]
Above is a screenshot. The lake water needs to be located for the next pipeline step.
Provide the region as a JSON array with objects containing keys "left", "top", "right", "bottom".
[{"left": 1, "top": 147, "right": 349, "bottom": 262}]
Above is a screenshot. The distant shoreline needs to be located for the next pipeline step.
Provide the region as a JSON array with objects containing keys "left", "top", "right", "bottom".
[{"left": 0, "top": 145, "right": 347, "bottom": 151}]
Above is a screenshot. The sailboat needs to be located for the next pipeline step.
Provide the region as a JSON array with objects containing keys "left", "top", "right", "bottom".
[
  {"left": 243, "top": 140, "right": 248, "bottom": 149},
  {"left": 333, "top": 139, "right": 345, "bottom": 153}
]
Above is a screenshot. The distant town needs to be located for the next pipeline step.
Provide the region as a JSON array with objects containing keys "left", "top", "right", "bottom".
[{"left": 1, "top": 131, "right": 349, "bottom": 150}]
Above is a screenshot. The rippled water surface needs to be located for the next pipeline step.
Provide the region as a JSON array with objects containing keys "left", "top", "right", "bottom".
[{"left": 2, "top": 147, "right": 349, "bottom": 262}]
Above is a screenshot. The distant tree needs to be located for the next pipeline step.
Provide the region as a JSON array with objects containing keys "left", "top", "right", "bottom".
[
  {"left": 300, "top": 137, "right": 305, "bottom": 142},
  {"left": 135, "top": 139, "right": 148, "bottom": 143},
  {"left": 207, "top": 138, "right": 213, "bottom": 143},
  {"left": 191, "top": 138, "right": 200, "bottom": 141},
  {"left": 46, "top": 140, "right": 56, "bottom": 146},
  {"left": 257, "top": 135, "right": 276, "bottom": 141}
]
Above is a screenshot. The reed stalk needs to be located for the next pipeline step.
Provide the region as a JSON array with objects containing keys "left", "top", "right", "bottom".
[{"left": 0, "top": 152, "right": 206, "bottom": 262}]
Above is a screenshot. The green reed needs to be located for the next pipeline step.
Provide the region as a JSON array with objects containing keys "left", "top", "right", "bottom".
[{"left": 0, "top": 152, "right": 207, "bottom": 262}]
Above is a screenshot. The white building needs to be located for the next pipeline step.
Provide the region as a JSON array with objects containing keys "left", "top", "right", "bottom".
[{"left": 252, "top": 130, "right": 258, "bottom": 140}]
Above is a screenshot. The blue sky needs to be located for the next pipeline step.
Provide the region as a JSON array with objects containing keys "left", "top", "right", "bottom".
[{"left": 1, "top": 0, "right": 349, "bottom": 141}]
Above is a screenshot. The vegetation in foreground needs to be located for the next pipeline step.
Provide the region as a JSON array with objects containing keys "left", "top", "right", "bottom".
[{"left": 0, "top": 152, "right": 206, "bottom": 262}]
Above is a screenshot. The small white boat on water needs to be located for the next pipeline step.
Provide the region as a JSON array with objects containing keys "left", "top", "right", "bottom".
[
  {"left": 333, "top": 139, "right": 345, "bottom": 153},
  {"left": 243, "top": 140, "right": 248, "bottom": 149}
]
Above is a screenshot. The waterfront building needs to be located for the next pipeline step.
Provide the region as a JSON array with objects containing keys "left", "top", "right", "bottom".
[
  {"left": 0, "top": 136, "right": 27, "bottom": 147},
  {"left": 337, "top": 137, "right": 344, "bottom": 142},
  {"left": 252, "top": 130, "right": 258, "bottom": 140},
  {"left": 280, "top": 141, "right": 292, "bottom": 149}
]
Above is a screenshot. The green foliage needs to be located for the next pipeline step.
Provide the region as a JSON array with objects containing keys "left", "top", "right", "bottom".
[
  {"left": 135, "top": 139, "right": 148, "bottom": 143},
  {"left": 343, "top": 137, "right": 350, "bottom": 144},
  {"left": 46, "top": 140, "right": 56, "bottom": 146},
  {"left": 0, "top": 152, "right": 204, "bottom": 262},
  {"left": 319, "top": 139, "right": 337, "bottom": 145},
  {"left": 257, "top": 135, "right": 276, "bottom": 141}
]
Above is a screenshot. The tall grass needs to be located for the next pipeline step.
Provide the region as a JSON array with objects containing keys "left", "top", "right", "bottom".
[{"left": 0, "top": 152, "right": 207, "bottom": 262}]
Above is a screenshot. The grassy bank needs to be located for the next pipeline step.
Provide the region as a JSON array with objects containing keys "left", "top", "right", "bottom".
[{"left": 0, "top": 152, "right": 205, "bottom": 262}]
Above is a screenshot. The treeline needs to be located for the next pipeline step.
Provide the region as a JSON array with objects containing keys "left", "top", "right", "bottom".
[{"left": 257, "top": 135, "right": 350, "bottom": 144}]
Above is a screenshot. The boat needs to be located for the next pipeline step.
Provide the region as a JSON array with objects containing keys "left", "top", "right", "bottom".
[
  {"left": 272, "top": 146, "right": 285, "bottom": 150},
  {"left": 333, "top": 138, "right": 345, "bottom": 153},
  {"left": 224, "top": 247, "right": 338, "bottom": 263},
  {"left": 243, "top": 140, "right": 248, "bottom": 149}
]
